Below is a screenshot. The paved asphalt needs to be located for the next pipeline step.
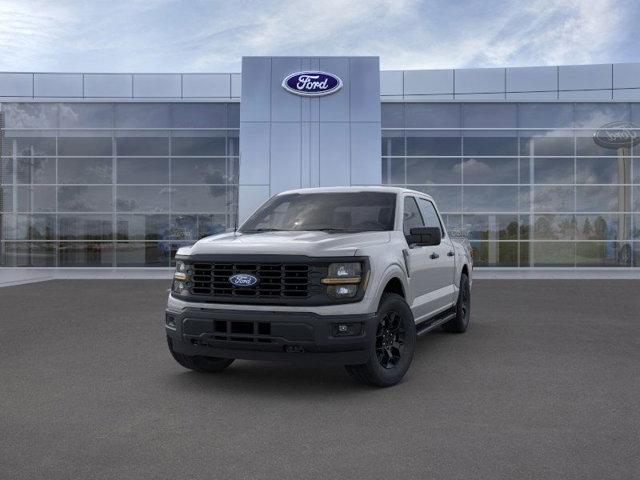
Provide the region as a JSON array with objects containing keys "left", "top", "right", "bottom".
[{"left": 1, "top": 280, "right": 639, "bottom": 480}]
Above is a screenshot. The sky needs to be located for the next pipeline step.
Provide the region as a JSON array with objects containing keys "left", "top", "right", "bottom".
[{"left": 0, "top": 0, "right": 638, "bottom": 73}]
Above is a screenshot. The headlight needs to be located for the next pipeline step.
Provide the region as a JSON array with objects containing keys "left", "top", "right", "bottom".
[
  {"left": 322, "top": 262, "right": 363, "bottom": 298},
  {"left": 172, "top": 260, "right": 191, "bottom": 294}
]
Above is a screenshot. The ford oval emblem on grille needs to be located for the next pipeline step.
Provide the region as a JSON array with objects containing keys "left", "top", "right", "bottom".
[
  {"left": 282, "top": 71, "right": 343, "bottom": 97},
  {"left": 229, "top": 273, "right": 259, "bottom": 287}
]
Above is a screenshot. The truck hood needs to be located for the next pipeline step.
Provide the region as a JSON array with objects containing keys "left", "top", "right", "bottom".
[{"left": 179, "top": 231, "right": 391, "bottom": 257}]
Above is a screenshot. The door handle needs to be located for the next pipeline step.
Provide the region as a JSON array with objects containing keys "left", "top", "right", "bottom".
[
  {"left": 430, "top": 252, "right": 439, "bottom": 260},
  {"left": 447, "top": 251, "right": 455, "bottom": 257}
]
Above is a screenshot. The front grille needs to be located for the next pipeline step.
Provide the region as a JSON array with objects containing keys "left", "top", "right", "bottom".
[{"left": 190, "top": 262, "right": 310, "bottom": 299}]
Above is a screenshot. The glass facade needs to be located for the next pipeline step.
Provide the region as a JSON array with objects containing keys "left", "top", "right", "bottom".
[
  {"left": 382, "top": 103, "right": 640, "bottom": 268},
  {"left": 0, "top": 102, "right": 239, "bottom": 267}
]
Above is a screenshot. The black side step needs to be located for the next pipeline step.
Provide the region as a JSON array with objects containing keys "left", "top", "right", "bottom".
[{"left": 415, "top": 306, "right": 457, "bottom": 337}]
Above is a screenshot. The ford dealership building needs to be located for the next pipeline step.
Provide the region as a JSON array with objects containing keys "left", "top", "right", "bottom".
[{"left": 1, "top": 56, "right": 639, "bottom": 270}]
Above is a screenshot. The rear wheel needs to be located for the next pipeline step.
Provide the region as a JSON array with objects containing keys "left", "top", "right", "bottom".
[
  {"left": 442, "top": 273, "right": 470, "bottom": 333},
  {"left": 345, "top": 293, "right": 416, "bottom": 387},
  {"left": 167, "top": 337, "right": 234, "bottom": 373}
]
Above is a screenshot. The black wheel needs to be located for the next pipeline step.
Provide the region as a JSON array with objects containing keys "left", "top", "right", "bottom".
[
  {"left": 345, "top": 293, "right": 416, "bottom": 387},
  {"left": 442, "top": 273, "right": 470, "bottom": 333},
  {"left": 167, "top": 337, "right": 234, "bottom": 373}
]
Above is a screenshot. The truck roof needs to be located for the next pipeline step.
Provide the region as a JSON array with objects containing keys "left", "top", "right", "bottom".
[{"left": 276, "top": 185, "right": 433, "bottom": 200}]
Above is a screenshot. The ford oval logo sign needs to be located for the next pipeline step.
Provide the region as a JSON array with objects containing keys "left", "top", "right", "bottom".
[
  {"left": 593, "top": 121, "right": 640, "bottom": 149},
  {"left": 229, "top": 273, "right": 259, "bottom": 287},
  {"left": 282, "top": 71, "right": 343, "bottom": 97}
]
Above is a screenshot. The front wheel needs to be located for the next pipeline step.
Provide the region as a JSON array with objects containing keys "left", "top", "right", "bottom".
[
  {"left": 442, "top": 273, "right": 470, "bottom": 333},
  {"left": 345, "top": 293, "right": 416, "bottom": 387}
]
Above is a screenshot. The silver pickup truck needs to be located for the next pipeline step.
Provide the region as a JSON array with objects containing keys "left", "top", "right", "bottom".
[{"left": 165, "top": 186, "right": 472, "bottom": 386}]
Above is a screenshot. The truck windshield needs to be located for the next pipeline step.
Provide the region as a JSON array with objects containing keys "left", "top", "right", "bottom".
[{"left": 239, "top": 192, "right": 396, "bottom": 233}]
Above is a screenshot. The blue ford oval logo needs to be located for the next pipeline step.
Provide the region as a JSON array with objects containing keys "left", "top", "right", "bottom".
[
  {"left": 229, "top": 273, "right": 259, "bottom": 287},
  {"left": 282, "top": 71, "right": 343, "bottom": 97}
]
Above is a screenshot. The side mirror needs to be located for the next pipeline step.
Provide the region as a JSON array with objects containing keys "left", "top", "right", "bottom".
[{"left": 406, "top": 227, "right": 441, "bottom": 247}]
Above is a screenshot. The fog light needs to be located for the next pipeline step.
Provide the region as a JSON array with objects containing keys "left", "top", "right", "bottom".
[
  {"left": 165, "top": 314, "right": 176, "bottom": 328},
  {"left": 327, "top": 284, "right": 358, "bottom": 298},
  {"left": 332, "top": 323, "right": 362, "bottom": 336}
]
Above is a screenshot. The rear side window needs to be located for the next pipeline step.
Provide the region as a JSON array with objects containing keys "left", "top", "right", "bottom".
[
  {"left": 403, "top": 197, "right": 424, "bottom": 235},
  {"left": 416, "top": 198, "right": 444, "bottom": 235}
]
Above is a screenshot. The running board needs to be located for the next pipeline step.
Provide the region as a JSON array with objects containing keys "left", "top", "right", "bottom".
[{"left": 415, "top": 307, "right": 457, "bottom": 337}]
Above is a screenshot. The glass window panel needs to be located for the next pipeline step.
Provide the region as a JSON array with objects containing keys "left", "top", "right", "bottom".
[
  {"left": 381, "top": 103, "right": 404, "bottom": 128},
  {"left": 634, "top": 243, "right": 640, "bottom": 267},
  {"left": 1, "top": 158, "right": 12, "bottom": 183},
  {"left": 441, "top": 214, "right": 462, "bottom": 231},
  {"left": 410, "top": 186, "right": 462, "bottom": 212},
  {"left": 634, "top": 159, "right": 640, "bottom": 183},
  {"left": 533, "top": 158, "right": 574, "bottom": 184},
  {"left": 170, "top": 214, "right": 228, "bottom": 240},
  {"left": 58, "top": 137, "right": 112, "bottom": 156},
  {"left": 463, "top": 104, "right": 517, "bottom": 128},
  {"left": 576, "top": 157, "right": 627, "bottom": 184},
  {"left": 576, "top": 134, "right": 625, "bottom": 156},
  {"left": 59, "top": 242, "right": 114, "bottom": 267},
  {"left": 576, "top": 242, "right": 631, "bottom": 267},
  {"left": 534, "top": 186, "right": 575, "bottom": 212},
  {"left": 463, "top": 136, "right": 518, "bottom": 156},
  {"left": 58, "top": 103, "right": 113, "bottom": 128},
  {"left": 116, "top": 157, "right": 169, "bottom": 184},
  {"left": 469, "top": 241, "right": 518, "bottom": 267},
  {"left": 574, "top": 103, "right": 630, "bottom": 128},
  {"left": 116, "top": 136, "right": 168, "bottom": 156},
  {"left": 575, "top": 214, "right": 630, "bottom": 241},
  {"left": 463, "top": 214, "right": 519, "bottom": 240},
  {"left": 519, "top": 215, "right": 530, "bottom": 240},
  {"left": 1, "top": 213, "right": 15, "bottom": 239},
  {"left": 8, "top": 136, "right": 56, "bottom": 156},
  {"left": 1, "top": 186, "right": 13, "bottom": 211},
  {"left": 462, "top": 157, "right": 517, "bottom": 184},
  {"left": 2, "top": 104, "right": 58, "bottom": 128},
  {"left": 381, "top": 158, "right": 405, "bottom": 184},
  {"left": 381, "top": 130, "right": 404, "bottom": 156},
  {"left": 518, "top": 104, "right": 574, "bottom": 129},
  {"left": 228, "top": 103, "right": 240, "bottom": 127},
  {"left": 519, "top": 133, "right": 574, "bottom": 156},
  {"left": 115, "top": 242, "right": 170, "bottom": 267},
  {"left": 58, "top": 186, "right": 113, "bottom": 212},
  {"left": 171, "top": 103, "right": 227, "bottom": 128},
  {"left": 16, "top": 157, "right": 56, "bottom": 184},
  {"left": 227, "top": 130, "right": 239, "bottom": 157},
  {"left": 520, "top": 157, "right": 530, "bottom": 184},
  {"left": 14, "top": 214, "right": 55, "bottom": 240},
  {"left": 402, "top": 197, "right": 424, "bottom": 235},
  {"left": 416, "top": 198, "right": 443, "bottom": 233},
  {"left": 463, "top": 186, "right": 518, "bottom": 212},
  {"left": 227, "top": 158, "right": 239, "bottom": 184},
  {"left": 114, "top": 104, "right": 170, "bottom": 128},
  {"left": 576, "top": 186, "right": 627, "bottom": 212},
  {"left": 406, "top": 158, "right": 461, "bottom": 184},
  {"left": 171, "top": 158, "right": 227, "bottom": 184},
  {"left": 634, "top": 215, "right": 640, "bottom": 239},
  {"left": 58, "top": 214, "right": 113, "bottom": 240},
  {"left": 519, "top": 241, "right": 531, "bottom": 267},
  {"left": 116, "top": 214, "right": 170, "bottom": 240},
  {"left": 116, "top": 186, "right": 170, "bottom": 212},
  {"left": 58, "top": 157, "right": 112, "bottom": 184},
  {"left": 406, "top": 104, "right": 460, "bottom": 128},
  {"left": 532, "top": 242, "right": 575, "bottom": 267},
  {"left": 17, "top": 185, "right": 56, "bottom": 212},
  {"left": 406, "top": 131, "right": 461, "bottom": 156},
  {"left": 533, "top": 215, "right": 576, "bottom": 240},
  {"left": 2, "top": 242, "right": 56, "bottom": 267},
  {"left": 171, "top": 186, "right": 228, "bottom": 212},
  {"left": 519, "top": 186, "right": 531, "bottom": 213},
  {"left": 171, "top": 134, "right": 226, "bottom": 156}
]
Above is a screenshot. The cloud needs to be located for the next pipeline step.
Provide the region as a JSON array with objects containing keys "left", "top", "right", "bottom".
[{"left": 0, "top": 0, "right": 636, "bottom": 72}]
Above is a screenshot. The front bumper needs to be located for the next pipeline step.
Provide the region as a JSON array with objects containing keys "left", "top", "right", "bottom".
[{"left": 165, "top": 307, "right": 377, "bottom": 365}]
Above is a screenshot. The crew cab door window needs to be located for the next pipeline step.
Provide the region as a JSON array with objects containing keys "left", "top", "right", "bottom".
[{"left": 403, "top": 196, "right": 424, "bottom": 236}]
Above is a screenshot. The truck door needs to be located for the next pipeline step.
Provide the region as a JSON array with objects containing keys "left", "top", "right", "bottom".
[
  {"left": 416, "top": 197, "right": 457, "bottom": 310},
  {"left": 402, "top": 196, "right": 444, "bottom": 321}
]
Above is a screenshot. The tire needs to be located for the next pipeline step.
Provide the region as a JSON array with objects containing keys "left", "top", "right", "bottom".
[
  {"left": 167, "top": 337, "right": 234, "bottom": 373},
  {"left": 442, "top": 273, "right": 470, "bottom": 333},
  {"left": 345, "top": 293, "right": 416, "bottom": 387}
]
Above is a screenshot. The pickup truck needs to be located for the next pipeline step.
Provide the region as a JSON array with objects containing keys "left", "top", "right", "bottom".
[{"left": 165, "top": 186, "right": 472, "bottom": 387}]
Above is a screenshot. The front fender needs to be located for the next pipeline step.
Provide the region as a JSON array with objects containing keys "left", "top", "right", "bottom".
[{"left": 368, "top": 262, "right": 410, "bottom": 310}]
